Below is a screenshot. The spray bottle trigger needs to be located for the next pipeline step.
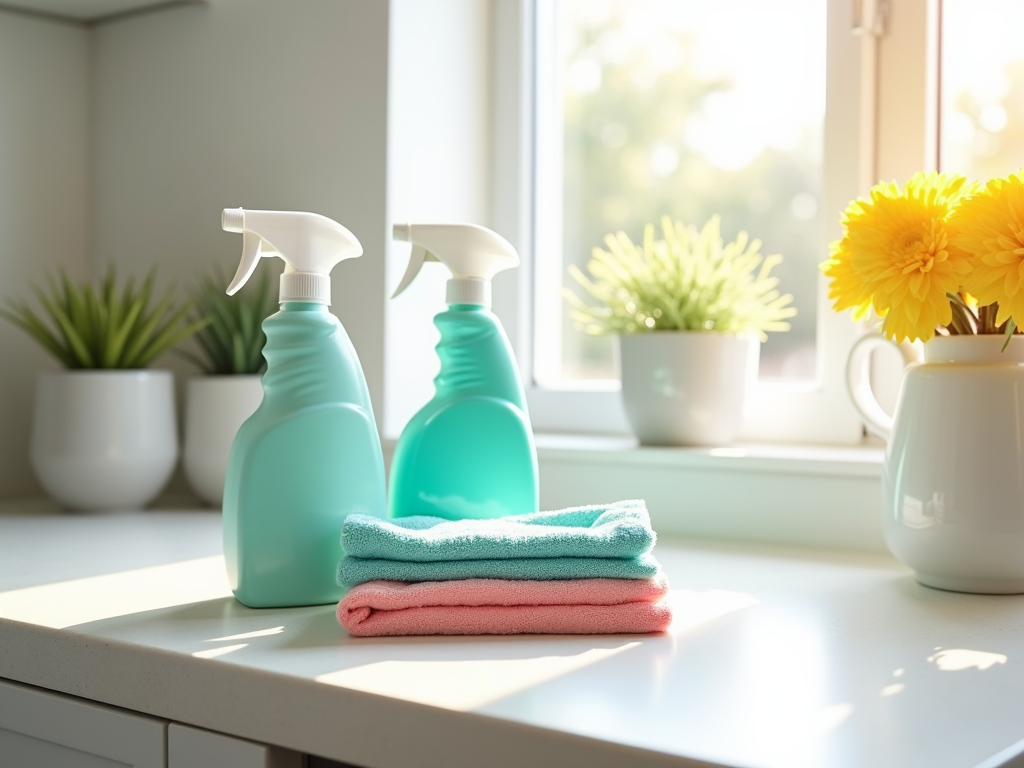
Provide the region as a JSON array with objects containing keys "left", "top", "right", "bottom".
[
  {"left": 227, "top": 229, "right": 265, "bottom": 296},
  {"left": 391, "top": 243, "right": 439, "bottom": 299}
]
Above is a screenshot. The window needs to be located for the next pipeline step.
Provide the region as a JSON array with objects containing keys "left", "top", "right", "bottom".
[
  {"left": 533, "top": 0, "right": 825, "bottom": 387},
  {"left": 940, "top": 0, "right": 1024, "bottom": 179},
  {"left": 494, "top": 0, "right": 872, "bottom": 443}
]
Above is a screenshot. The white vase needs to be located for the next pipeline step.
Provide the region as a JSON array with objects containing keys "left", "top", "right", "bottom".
[
  {"left": 618, "top": 332, "right": 759, "bottom": 446},
  {"left": 848, "top": 334, "right": 1024, "bottom": 593},
  {"left": 183, "top": 375, "right": 264, "bottom": 507},
  {"left": 30, "top": 371, "right": 178, "bottom": 512}
]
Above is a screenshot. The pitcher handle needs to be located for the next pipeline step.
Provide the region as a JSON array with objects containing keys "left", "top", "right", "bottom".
[{"left": 845, "top": 333, "right": 919, "bottom": 441}]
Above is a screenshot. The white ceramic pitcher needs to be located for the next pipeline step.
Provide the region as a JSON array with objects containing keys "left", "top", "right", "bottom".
[{"left": 848, "top": 333, "right": 1024, "bottom": 593}]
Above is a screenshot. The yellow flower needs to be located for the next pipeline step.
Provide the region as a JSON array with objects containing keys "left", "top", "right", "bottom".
[
  {"left": 952, "top": 171, "right": 1024, "bottom": 328},
  {"left": 825, "top": 172, "right": 976, "bottom": 343},
  {"left": 821, "top": 235, "right": 872, "bottom": 322}
]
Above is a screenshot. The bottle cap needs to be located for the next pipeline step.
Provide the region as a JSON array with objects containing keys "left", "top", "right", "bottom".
[
  {"left": 222, "top": 208, "right": 362, "bottom": 305},
  {"left": 391, "top": 223, "right": 518, "bottom": 308}
]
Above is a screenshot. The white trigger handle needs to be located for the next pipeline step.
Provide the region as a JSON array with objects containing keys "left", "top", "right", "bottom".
[
  {"left": 227, "top": 228, "right": 266, "bottom": 296},
  {"left": 392, "top": 243, "right": 439, "bottom": 299}
]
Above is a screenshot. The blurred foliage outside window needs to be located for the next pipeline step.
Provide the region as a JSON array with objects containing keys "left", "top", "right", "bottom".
[
  {"left": 536, "top": 0, "right": 826, "bottom": 385},
  {"left": 940, "top": 1, "right": 1024, "bottom": 181}
]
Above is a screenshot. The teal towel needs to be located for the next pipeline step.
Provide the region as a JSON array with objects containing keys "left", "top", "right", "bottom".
[
  {"left": 337, "top": 552, "right": 661, "bottom": 586},
  {"left": 341, "top": 499, "right": 655, "bottom": 562},
  {"left": 336, "top": 500, "right": 660, "bottom": 586}
]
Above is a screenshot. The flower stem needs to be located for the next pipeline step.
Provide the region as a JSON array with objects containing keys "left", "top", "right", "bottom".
[{"left": 948, "top": 301, "right": 973, "bottom": 335}]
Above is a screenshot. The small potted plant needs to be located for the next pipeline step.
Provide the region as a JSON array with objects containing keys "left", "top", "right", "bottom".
[
  {"left": 178, "top": 267, "right": 276, "bottom": 507},
  {"left": 565, "top": 215, "right": 796, "bottom": 445},
  {"left": 0, "top": 268, "right": 206, "bottom": 511}
]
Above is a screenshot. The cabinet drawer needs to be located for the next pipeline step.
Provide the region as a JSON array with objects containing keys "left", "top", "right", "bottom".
[
  {"left": 0, "top": 677, "right": 166, "bottom": 768},
  {"left": 168, "top": 723, "right": 301, "bottom": 768}
]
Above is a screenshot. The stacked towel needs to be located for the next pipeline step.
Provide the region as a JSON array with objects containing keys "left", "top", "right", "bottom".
[{"left": 336, "top": 500, "right": 673, "bottom": 637}]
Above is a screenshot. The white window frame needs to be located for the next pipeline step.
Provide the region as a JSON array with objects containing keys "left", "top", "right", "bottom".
[{"left": 489, "top": 0, "right": 938, "bottom": 445}]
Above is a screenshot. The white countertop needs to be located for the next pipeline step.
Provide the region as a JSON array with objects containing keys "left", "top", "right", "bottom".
[{"left": 2, "top": 506, "right": 1024, "bottom": 768}]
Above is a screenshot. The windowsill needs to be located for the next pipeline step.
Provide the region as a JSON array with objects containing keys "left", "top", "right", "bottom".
[
  {"left": 532, "top": 432, "right": 888, "bottom": 555},
  {"left": 534, "top": 433, "right": 884, "bottom": 478}
]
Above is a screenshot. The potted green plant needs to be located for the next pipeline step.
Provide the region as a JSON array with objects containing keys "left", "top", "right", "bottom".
[
  {"left": 178, "top": 267, "right": 276, "bottom": 507},
  {"left": 565, "top": 215, "right": 796, "bottom": 445},
  {"left": 0, "top": 268, "right": 206, "bottom": 511}
]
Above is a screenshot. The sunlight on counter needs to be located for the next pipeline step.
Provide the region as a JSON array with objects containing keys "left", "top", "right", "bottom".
[
  {"left": 207, "top": 625, "right": 285, "bottom": 642},
  {"left": 668, "top": 588, "right": 760, "bottom": 636},
  {"left": 193, "top": 642, "right": 249, "bottom": 659},
  {"left": 0, "top": 556, "right": 230, "bottom": 628},
  {"left": 316, "top": 643, "right": 640, "bottom": 710},
  {"left": 927, "top": 648, "right": 1008, "bottom": 672}
]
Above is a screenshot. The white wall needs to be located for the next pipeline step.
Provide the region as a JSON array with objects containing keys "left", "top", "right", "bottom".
[
  {"left": 0, "top": 12, "right": 91, "bottom": 498},
  {"left": 92, "top": 0, "right": 390, "bottom": 420}
]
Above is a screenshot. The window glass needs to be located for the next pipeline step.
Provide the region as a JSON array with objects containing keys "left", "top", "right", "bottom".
[
  {"left": 533, "top": 0, "right": 826, "bottom": 387},
  {"left": 940, "top": 0, "right": 1024, "bottom": 178}
]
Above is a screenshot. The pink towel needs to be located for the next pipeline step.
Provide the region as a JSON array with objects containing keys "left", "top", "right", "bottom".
[{"left": 337, "top": 576, "right": 672, "bottom": 636}]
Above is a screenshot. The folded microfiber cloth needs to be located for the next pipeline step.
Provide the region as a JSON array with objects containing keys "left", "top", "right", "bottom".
[
  {"left": 340, "top": 499, "right": 655, "bottom": 562},
  {"left": 337, "top": 551, "right": 662, "bottom": 586},
  {"left": 337, "top": 575, "right": 673, "bottom": 636}
]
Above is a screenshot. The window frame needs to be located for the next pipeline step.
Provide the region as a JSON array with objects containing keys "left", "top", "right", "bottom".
[{"left": 490, "top": 0, "right": 938, "bottom": 444}]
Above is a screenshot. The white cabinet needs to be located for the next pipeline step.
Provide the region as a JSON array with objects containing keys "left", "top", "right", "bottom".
[
  {"left": 0, "top": 679, "right": 304, "bottom": 768},
  {"left": 168, "top": 724, "right": 301, "bottom": 768},
  {"left": 0, "top": 678, "right": 165, "bottom": 767}
]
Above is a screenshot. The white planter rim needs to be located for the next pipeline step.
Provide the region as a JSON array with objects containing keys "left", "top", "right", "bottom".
[
  {"left": 40, "top": 369, "right": 173, "bottom": 380},
  {"left": 188, "top": 374, "right": 264, "bottom": 383},
  {"left": 618, "top": 330, "right": 760, "bottom": 340}
]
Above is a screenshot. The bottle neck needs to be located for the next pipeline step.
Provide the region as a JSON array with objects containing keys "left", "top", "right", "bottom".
[
  {"left": 446, "top": 277, "right": 490, "bottom": 307},
  {"left": 280, "top": 301, "right": 328, "bottom": 312},
  {"left": 259, "top": 305, "right": 370, "bottom": 412},
  {"left": 433, "top": 306, "right": 524, "bottom": 406},
  {"left": 280, "top": 272, "right": 331, "bottom": 304}
]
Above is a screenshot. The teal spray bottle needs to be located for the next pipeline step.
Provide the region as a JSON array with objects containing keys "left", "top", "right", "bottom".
[
  {"left": 220, "top": 208, "right": 386, "bottom": 608},
  {"left": 388, "top": 223, "right": 538, "bottom": 520}
]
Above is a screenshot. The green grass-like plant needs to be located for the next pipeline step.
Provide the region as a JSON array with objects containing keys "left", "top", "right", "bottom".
[
  {"left": 177, "top": 267, "right": 276, "bottom": 375},
  {"left": 565, "top": 215, "right": 797, "bottom": 339},
  {"left": 0, "top": 267, "right": 208, "bottom": 369}
]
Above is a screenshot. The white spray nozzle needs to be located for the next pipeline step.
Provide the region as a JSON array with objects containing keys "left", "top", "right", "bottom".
[
  {"left": 391, "top": 223, "right": 519, "bottom": 307},
  {"left": 221, "top": 208, "right": 362, "bottom": 305},
  {"left": 221, "top": 208, "right": 245, "bottom": 234}
]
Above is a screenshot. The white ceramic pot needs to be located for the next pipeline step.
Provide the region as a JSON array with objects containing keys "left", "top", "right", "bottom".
[
  {"left": 183, "top": 375, "right": 264, "bottom": 507},
  {"left": 30, "top": 371, "right": 178, "bottom": 512},
  {"left": 618, "top": 332, "right": 759, "bottom": 446},
  {"left": 848, "top": 334, "right": 1024, "bottom": 593}
]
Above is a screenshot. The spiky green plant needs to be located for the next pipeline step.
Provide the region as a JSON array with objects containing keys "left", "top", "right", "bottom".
[
  {"left": 565, "top": 215, "right": 797, "bottom": 339},
  {"left": 177, "top": 266, "right": 276, "bottom": 375},
  {"left": 0, "top": 267, "right": 208, "bottom": 369}
]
